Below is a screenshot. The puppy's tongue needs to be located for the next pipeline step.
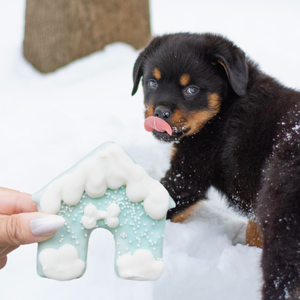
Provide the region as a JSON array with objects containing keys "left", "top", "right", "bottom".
[{"left": 144, "top": 116, "right": 173, "bottom": 136}]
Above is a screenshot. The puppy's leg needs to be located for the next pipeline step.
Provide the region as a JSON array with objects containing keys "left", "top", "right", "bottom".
[
  {"left": 246, "top": 220, "right": 263, "bottom": 248},
  {"left": 170, "top": 202, "right": 200, "bottom": 223},
  {"left": 257, "top": 139, "right": 300, "bottom": 299}
]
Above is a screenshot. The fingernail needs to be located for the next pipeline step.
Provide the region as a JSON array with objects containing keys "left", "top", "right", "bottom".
[{"left": 30, "top": 215, "right": 65, "bottom": 236}]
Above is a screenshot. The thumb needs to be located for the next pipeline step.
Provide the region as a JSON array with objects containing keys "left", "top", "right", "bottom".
[{"left": 0, "top": 212, "right": 65, "bottom": 246}]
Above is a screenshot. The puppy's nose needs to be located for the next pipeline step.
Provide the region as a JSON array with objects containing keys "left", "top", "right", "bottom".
[{"left": 154, "top": 107, "right": 172, "bottom": 120}]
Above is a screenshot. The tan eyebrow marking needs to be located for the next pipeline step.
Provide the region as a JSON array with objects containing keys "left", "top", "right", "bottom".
[
  {"left": 179, "top": 74, "right": 191, "bottom": 86},
  {"left": 153, "top": 68, "right": 161, "bottom": 80}
]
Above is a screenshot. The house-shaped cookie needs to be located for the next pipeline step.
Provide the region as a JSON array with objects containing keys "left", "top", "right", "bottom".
[{"left": 32, "top": 142, "right": 175, "bottom": 281}]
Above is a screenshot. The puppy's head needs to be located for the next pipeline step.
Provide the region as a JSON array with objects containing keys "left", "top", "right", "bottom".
[{"left": 132, "top": 33, "right": 248, "bottom": 142}]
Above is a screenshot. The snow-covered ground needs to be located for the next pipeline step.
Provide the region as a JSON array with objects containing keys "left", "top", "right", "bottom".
[{"left": 1, "top": 0, "right": 300, "bottom": 299}]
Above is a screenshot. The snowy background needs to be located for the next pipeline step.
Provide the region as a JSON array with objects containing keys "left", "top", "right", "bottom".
[{"left": 1, "top": 0, "right": 300, "bottom": 299}]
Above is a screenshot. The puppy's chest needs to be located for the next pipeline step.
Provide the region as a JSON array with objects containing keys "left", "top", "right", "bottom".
[{"left": 176, "top": 137, "right": 264, "bottom": 204}]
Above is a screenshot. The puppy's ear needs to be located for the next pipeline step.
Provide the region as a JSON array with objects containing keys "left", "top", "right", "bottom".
[
  {"left": 214, "top": 48, "right": 248, "bottom": 96},
  {"left": 131, "top": 37, "right": 162, "bottom": 96},
  {"left": 131, "top": 52, "right": 145, "bottom": 96}
]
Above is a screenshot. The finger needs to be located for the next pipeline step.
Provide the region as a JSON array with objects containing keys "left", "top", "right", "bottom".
[
  {"left": 0, "top": 256, "right": 7, "bottom": 269},
  {"left": 0, "top": 187, "right": 37, "bottom": 215},
  {"left": 0, "top": 212, "right": 65, "bottom": 247},
  {"left": 0, "top": 246, "right": 18, "bottom": 258},
  {"left": 0, "top": 246, "right": 9, "bottom": 256}
]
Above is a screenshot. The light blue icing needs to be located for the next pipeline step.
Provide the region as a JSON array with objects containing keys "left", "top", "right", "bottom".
[{"left": 32, "top": 142, "right": 175, "bottom": 280}]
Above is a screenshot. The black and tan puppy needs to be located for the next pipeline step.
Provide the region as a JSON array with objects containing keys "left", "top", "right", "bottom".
[{"left": 132, "top": 33, "right": 300, "bottom": 300}]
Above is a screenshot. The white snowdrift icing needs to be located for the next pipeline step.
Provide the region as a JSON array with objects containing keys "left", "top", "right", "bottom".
[
  {"left": 116, "top": 249, "right": 165, "bottom": 281},
  {"left": 39, "top": 244, "right": 85, "bottom": 280},
  {"left": 40, "top": 143, "right": 170, "bottom": 220},
  {"left": 81, "top": 203, "right": 121, "bottom": 229}
]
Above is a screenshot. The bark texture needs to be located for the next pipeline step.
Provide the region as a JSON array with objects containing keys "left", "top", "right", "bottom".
[{"left": 23, "top": 0, "right": 151, "bottom": 73}]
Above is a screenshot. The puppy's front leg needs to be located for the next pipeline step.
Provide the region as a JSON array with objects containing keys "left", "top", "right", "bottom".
[{"left": 161, "top": 145, "right": 211, "bottom": 222}]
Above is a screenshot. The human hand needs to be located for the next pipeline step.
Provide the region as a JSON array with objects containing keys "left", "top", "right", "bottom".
[{"left": 0, "top": 187, "right": 64, "bottom": 269}]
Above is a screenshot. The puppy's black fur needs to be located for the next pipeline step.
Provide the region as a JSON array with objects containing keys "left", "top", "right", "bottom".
[{"left": 132, "top": 33, "right": 300, "bottom": 299}]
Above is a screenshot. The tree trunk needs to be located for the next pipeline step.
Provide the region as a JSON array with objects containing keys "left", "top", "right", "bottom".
[{"left": 23, "top": 0, "right": 151, "bottom": 73}]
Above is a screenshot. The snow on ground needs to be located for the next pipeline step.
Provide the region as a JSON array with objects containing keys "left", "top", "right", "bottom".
[{"left": 1, "top": 0, "right": 300, "bottom": 299}]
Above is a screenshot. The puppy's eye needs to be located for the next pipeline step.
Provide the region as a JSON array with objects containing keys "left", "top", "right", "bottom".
[
  {"left": 185, "top": 86, "right": 199, "bottom": 95},
  {"left": 148, "top": 80, "right": 158, "bottom": 89}
]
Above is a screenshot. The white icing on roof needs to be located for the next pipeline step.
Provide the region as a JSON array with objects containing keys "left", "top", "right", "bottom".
[
  {"left": 81, "top": 203, "right": 121, "bottom": 229},
  {"left": 39, "top": 244, "right": 85, "bottom": 281},
  {"left": 116, "top": 249, "right": 165, "bottom": 281},
  {"left": 40, "top": 143, "right": 170, "bottom": 220}
]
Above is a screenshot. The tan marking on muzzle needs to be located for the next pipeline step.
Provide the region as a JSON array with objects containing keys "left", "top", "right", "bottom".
[
  {"left": 144, "top": 104, "right": 154, "bottom": 119},
  {"left": 207, "top": 92, "right": 222, "bottom": 110},
  {"left": 169, "top": 109, "right": 188, "bottom": 132},
  {"left": 171, "top": 109, "right": 186, "bottom": 124},
  {"left": 179, "top": 74, "right": 191, "bottom": 86},
  {"left": 153, "top": 68, "right": 161, "bottom": 80},
  {"left": 184, "top": 92, "right": 221, "bottom": 136}
]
